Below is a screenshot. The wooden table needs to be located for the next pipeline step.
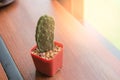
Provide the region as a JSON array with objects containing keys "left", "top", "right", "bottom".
[
  {"left": 0, "top": 63, "right": 8, "bottom": 80},
  {"left": 0, "top": 0, "right": 120, "bottom": 80}
]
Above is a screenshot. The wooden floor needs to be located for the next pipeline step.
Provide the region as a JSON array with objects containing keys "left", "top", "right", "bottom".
[{"left": 0, "top": 0, "right": 120, "bottom": 80}]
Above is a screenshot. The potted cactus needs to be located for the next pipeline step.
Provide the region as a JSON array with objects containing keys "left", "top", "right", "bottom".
[{"left": 30, "top": 15, "right": 63, "bottom": 76}]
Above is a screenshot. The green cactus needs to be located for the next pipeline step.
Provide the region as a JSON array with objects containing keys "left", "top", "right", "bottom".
[{"left": 35, "top": 15, "right": 55, "bottom": 53}]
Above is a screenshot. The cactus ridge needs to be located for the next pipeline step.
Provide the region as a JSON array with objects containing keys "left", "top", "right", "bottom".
[{"left": 35, "top": 15, "right": 55, "bottom": 53}]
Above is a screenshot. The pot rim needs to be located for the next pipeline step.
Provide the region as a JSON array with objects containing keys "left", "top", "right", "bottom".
[{"left": 30, "top": 41, "right": 63, "bottom": 62}]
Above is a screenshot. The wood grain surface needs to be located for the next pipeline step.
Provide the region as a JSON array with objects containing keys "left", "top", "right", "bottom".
[
  {"left": 0, "top": 0, "right": 120, "bottom": 80},
  {"left": 0, "top": 63, "right": 8, "bottom": 80}
]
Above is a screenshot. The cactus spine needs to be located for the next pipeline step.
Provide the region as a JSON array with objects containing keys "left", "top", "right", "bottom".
[{"left": 35, "top": 15, "right": 55, "bottom": 53}]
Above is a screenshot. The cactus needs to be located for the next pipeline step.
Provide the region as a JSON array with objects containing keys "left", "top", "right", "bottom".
[{"left": 35, "top": 15, "right": 55, "bottom": 53}]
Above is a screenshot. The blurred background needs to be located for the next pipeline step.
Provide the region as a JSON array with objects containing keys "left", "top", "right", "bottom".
[{"left": 58, "top": 0, "right": 120, "bottom": 51}]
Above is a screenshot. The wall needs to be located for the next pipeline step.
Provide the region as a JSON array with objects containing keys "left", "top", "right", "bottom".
[{"left": 57, "top": 0, "right": 84, "bottom": 22}]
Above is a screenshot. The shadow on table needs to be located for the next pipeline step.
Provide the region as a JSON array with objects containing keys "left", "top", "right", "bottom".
[{"left": 35, "top": 70, "right": 64, "bottom": 80}]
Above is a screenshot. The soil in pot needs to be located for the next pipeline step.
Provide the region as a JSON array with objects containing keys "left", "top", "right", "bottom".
[{"left": 32, "top": 45, "right": 61, "bottom": 60}]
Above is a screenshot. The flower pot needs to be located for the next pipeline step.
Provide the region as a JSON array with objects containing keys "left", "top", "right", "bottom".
[{"left": 30, "top": 41, "right": 63, "bottom": 76}]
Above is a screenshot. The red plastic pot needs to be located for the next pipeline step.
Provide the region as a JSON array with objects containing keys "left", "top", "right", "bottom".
[{"left": 30, "top": 41, "right": 63, "bottom": 76}]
